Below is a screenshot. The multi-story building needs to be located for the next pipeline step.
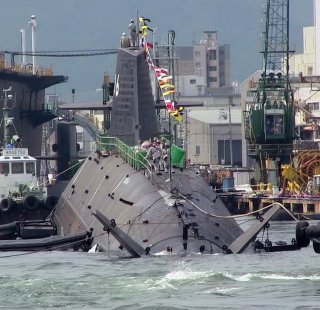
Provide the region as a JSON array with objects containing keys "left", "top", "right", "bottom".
[
  {"left": 176, "top": 31, "right": 231, "bottom": 96},
  {"left": 193, "top": 31, "right": 231, "bottom": 88},
  {"left": 289, "top": 26, "right": 315, "bottom": 76}
]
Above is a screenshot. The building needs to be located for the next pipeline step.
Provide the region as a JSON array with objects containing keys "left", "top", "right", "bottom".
[
  {"left": 315, "top": 0, "right": 320, "bottom": 74},
  {"left": 171, "top": 31, "right": 240, "bottom": 166},
  {"left": 289, "top": 26, "right": 316, "bottom": 76},
  {"left": 186, "top": 107, "right": 242, "bottom": 166},
  {"left": 175, "top": 31, "right": 231, "bottom": 97},
  {"left": 193, "top": 31, "right": 231, "bottom": 88}
]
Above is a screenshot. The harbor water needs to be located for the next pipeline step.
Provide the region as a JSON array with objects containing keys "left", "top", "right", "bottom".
[{"left": 0, "top": 219, "right": 320, "bottom": 309}]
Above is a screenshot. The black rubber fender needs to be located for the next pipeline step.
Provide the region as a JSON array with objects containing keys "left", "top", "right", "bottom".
[
  {"left": 43, "top": 195, "right": 58, "bottom": 210},
  {"left": 296, "top": 221, "right": 310, "bottom": 248},
  {"left": 23, "top": 195, "right": 39, "bottom": 211},
  {"left": 0, "top": 198, "right": 13, "bottom": 212},
  {"left": 313, "top": 241, "right": 320, "bottom": 254}
]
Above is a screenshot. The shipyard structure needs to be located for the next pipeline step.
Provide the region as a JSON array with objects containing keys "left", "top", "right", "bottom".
[{"left": 0, "top": 49, "right": 67, "bottom": 159}]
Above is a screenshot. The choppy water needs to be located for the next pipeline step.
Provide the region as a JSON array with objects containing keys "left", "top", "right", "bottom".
[{"left": 0, "top": 220, "right": 320, "bottom": 310}]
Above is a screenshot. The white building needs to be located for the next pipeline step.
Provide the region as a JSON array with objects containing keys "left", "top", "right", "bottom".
[
  {"left": 315, "top": 0, "right": 320, "bottom": 74},
  {"left": 289, "top": 26, "right": 316, "bottom": 76},
  {"left": 187, "top": 107, "right": 242, "bottom": 166}
]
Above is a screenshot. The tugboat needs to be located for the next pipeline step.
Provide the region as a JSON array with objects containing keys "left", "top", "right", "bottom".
[{"left": 0, "top": 86, "right": 58, "bottom": 240}]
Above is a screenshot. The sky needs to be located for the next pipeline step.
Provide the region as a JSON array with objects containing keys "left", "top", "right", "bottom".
[{"left": 0, "top": 0, "right": 314, "bottom": 103}]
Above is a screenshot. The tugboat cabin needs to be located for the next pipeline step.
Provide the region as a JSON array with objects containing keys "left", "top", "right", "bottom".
[{"left": 0, "top": 148, "right": 38, "bottom": 200}]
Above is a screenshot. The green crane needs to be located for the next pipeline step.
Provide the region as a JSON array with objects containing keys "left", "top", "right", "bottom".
[{"left": 244, "top": 0, "right": 295, "bottom": 186}]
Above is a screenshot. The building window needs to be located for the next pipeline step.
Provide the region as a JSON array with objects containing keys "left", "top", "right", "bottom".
[
  {"left": 195, "top": 62, "right": 201, "bottom": 67},
  {"left": 218, "top": 140, "right": 242, "bottom": 166},
  {"left": 195, "top": 51, "right": 200, "bottom": 57},
  {"left": 195, "top": 145, "right": 200, "bottom": 156},
  {"left": 308, "top": 102, "right": 320, "bottom": 111},
  {"left": 208, "top": 50, "right": 217, "bottom": 60},
  {"left": 219, "top": 49, "right": 225, "bottom": 60},
  {"left": 190, "top": 79, "right": 196, "bottom": 84},
  {"left": 208, "top": 77, "right": 218, "bottom": 82},
  {"left": 307, "top": 66, "right": 313, "bottom": 75},
  {"left": 246, "top": 91, "right": 254, "bottom": 98},
  {"left": 209, "top": 66, "right": 217, "bottom": 71}
]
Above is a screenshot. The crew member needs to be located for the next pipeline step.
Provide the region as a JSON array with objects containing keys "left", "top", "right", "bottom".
[
  {"left": 120, "top": 32, "right": 130, "bottom": 48},
  {"left": 147, "top": 144, "right": 161, "bottom": 175},
  {"left": 128, "top": 19, "right": 137, "bottom": 47}
]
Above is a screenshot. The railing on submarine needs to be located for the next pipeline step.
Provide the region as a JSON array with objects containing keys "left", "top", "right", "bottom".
[
  {"left": 96, "top": 135, "right": 153, "bottom": 175},
  {"left": 95, "top": 135, "right": 186, "bottom": 176}
]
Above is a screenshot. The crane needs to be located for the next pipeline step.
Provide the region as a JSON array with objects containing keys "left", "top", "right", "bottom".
[{"left": 244, "top": 0, "right": 295, "bottom": 187}]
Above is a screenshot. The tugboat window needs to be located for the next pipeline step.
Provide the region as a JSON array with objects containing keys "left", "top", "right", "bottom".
[
  {"left": 26, "top": 162, "right": 35, "bottom": 174},
  {"left": 11, "top": 162, "right": 24, "bottom": 174},
  {"left": 0, "top": 163, "right": 9, "bottom": 175}
]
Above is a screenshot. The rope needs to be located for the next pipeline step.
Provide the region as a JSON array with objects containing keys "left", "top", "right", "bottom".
[
  {"left": 38, "top": 160, "right": 85, "bottom": 188},
  {"left": 177, "top": 192, "right": 299, "bottom": 222}
]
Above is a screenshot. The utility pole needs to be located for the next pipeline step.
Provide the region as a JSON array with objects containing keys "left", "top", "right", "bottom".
[
  {"left": 228, "top": 96, "right": 233, "bottom": 166},
  {"left": 29, "top": 15, "right": 37, "bottom": 75}
]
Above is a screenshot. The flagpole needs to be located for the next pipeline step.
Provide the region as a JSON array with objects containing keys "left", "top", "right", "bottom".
[{"left": 168, "top": 30, "right": 175, "bottom": 184}]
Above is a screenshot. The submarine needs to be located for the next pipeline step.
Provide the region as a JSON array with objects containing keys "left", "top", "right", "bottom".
[{"left": 50, "top": 46, "right": 294, "bottom": 257}]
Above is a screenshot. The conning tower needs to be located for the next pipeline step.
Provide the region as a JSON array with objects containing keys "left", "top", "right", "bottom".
[{"left": 109, "top": 47, "right": 158, "bottom": 145}]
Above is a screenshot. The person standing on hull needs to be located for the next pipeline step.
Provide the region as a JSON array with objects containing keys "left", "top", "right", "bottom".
[
  {"left": 161, "top": 142, "right": 170, "bottom": 173},
  {"left": 128, "top": 19, "right": 137, "bottom": 47},
  {"left": 147, "top": 140, "right": 161, "bottom": 175},
  {"left": 120, "top": 32, "right": 130, "bottom": 48}
]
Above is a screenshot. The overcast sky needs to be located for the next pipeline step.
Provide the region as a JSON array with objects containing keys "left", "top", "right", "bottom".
[{"left": 0, "top": 0, "right": 314, "bottom": 102}]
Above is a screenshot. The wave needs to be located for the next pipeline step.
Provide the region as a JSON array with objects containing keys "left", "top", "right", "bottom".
[{"left": 223, "top": 272, "right": 320, "bottom": 282}]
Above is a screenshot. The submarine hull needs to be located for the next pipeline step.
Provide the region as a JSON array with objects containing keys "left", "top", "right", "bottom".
[{"left": 53, "top": 151, "right": 244, "bottom": 256}]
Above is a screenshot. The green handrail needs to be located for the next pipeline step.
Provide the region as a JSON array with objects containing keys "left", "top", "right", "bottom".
[{"left": 96, "top": 135, "right": 152, "bottom": 175}]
